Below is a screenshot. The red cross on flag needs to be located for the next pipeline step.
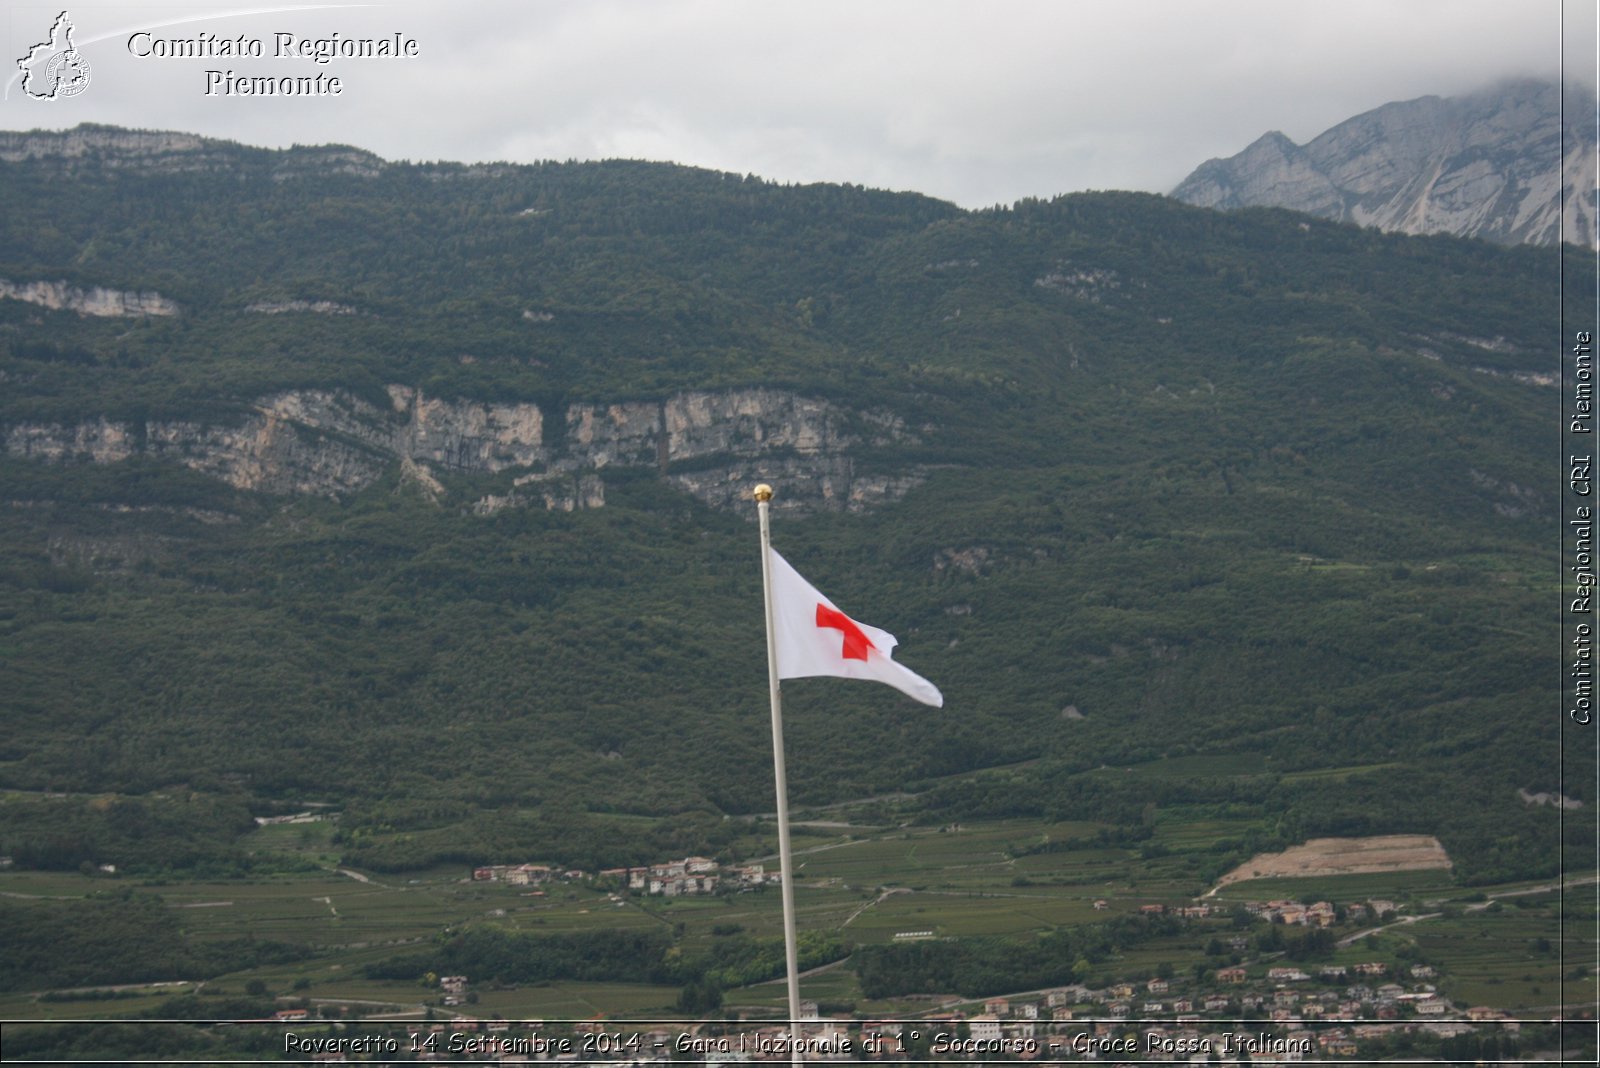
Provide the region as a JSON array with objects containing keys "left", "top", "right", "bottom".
[{"left": 768, "top": 547, "right": 943, "bottom": 707}]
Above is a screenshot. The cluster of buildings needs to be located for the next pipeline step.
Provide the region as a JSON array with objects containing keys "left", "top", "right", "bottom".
[
  {"left": 384, "top": 985, "right": 1519, "bottom": 1064},
  {"left": 1240, "top": 899, "right": 1338, "bottom": 926},
  {"left": 1123, "top": 899, "right": 1381, "bottom": 927},
  {"left": 469, "top": 856, "right": 780, "bottom": 897},
  {"left": 471, "top": 864, "right": 590, "bottom": 886},
  {"left": 826, "top": 975, "right": 1511, "bottom": 1062},
  {"left": 600, "top": 857, "right": 780, "bottom": 897},
  {"left": 1122, "top": 902, "right": 1215, "bottom": 919},
  {"left": 1232, "top": 897, "right": 1397, "bottom": 927},
  {"left": 1078, "top": 973, "right": 1455, "bottom": 1024},
  {"left": 440, "top": 975, "right": 470, "bottom": 1008},
  {"left": 404, "top": 881, "right": 1509, "bottom": 1061},
  {"left": 1105, "top": 896, "right": 1396, "bottom": 929},
  {"left": 289, "top": 947, "right": 1517, "bottom": 1065}
]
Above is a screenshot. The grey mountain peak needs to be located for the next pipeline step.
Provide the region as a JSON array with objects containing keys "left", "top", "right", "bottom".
[{"left": 1171, "top": 79, "right": 1598, "bottom": 247}]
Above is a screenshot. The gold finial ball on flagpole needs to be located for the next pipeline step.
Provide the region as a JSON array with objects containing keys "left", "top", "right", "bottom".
[{"left": 753, "top": 483, "right": 774, "bottom": 502}]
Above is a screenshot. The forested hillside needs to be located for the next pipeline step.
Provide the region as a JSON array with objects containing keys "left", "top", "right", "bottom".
[{"left": 0, "top": 125, "right": 1585, "bottom": 884}]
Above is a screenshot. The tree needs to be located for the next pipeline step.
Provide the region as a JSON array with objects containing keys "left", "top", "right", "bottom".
[{"left": 675, "top": 978, "right": 722, "bottom": 1014}]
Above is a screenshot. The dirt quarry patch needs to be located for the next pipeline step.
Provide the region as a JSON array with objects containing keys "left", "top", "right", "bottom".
[{"left": 1212, "top": 835, "right": 1451, "bottom": 891}]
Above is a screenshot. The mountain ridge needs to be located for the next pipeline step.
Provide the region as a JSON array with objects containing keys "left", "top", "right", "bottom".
[
  {"left": 0, "top": 121, "right": 1581, "bottom": 885},
  {"left": 1172, "top": 79, "right": 1597, "bottom": 247}
]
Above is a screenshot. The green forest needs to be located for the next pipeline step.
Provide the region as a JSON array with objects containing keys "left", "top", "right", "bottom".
[{"left": 0, "top": 124, "right": 1589, "bottom": 987}]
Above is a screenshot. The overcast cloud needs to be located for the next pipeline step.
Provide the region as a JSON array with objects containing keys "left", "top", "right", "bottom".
[{"left": 3, "top": 0, "right": 1596, "bottom": 207}]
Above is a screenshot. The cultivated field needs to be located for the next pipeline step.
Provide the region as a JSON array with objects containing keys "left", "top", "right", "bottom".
[
  {"left": 1210, "top": 834, "right": 1452, "bottom": 891},
  {"left": 4, "top": 805, "right": 1588, "bottom": 1025}
]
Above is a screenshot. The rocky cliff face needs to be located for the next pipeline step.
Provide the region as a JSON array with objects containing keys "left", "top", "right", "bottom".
[
  {"left": 3, "top": 388, "right": 922, "bottom": 514},
  {"left": 1171, "top": 80, "right": 1597, "bottom": 247},
  {"left": 0, "top": 278, "right": 180, "bottom": 317},
  {"left": 0, "top": 125, "right": 385, "bottom": 179},
  {"left": 0, "top": 127, "right": 210, "bottom": 165},
  {"left": 245, "top": 300, "right": 360, "bottom": 316}
]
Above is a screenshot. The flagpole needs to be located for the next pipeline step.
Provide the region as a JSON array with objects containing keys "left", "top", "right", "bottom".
[{"left": 754, "top": 483, "right": 804, "bottom": 1066}]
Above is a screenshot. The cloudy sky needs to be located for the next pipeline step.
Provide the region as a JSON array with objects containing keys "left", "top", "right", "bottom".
[{"left": 3, "top": 0, "right": 1596, "bottom": 207}]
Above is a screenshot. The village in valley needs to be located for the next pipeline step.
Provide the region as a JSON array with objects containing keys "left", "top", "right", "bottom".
[
  {"left": 292, "top": 854, "right": 1529, "bottom": 1063},
  {"left": 0, "top": 808, "right": 1577, "bottom": 1062},
  {"left": 471, "top": 856, "right": 779, "bottom": 898},
  {"left": 362, "top": 922, "right": 1520, "bottom": 1065}
]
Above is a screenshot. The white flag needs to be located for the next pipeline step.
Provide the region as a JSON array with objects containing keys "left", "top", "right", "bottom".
[{"left": 768, "top": 548, "right": 943, "bottom": 707}]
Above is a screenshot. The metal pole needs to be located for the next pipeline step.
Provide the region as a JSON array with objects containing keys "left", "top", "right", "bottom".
[{"left": 754, "top": 483, "right": 803, "bottom": 1066}]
